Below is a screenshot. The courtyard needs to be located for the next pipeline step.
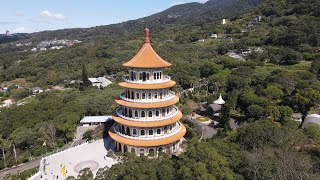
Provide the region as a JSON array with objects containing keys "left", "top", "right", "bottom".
[{"left": 39, "top": 138, "right": 118, "bottom": 179}]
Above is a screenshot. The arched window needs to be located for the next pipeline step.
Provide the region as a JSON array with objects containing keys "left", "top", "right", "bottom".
[
  {"left": 156, "top": 110, "right": 160, "bottom": 117},
  {"left": 160, "top": 92, "right": 163, "bottom": 99},
  {"left": 136, "top": 92, "right": 140, "bottom": 99},
  {"left": 141, "top": 111, "right": 145, "bottom": 117},
  {"left": 142, "top": 72, "right": 147, "bottom": 81},
  {"left": 162, "top": 109, "right": 165, "bottom": 117},
  {"left": 139, "top": 148, "right": 145, "bottom": 156},
  {"left": 154, "top": 92, "right": 158, "bottom": 99},
  {"left": 126, "top": 127, "right": 130, "bottom": 135},
  {"left": 130, "top": 71, "right": 134, "bottom": 81},
  {"left": 148, "top": 93, "right": 152, "bottom": 99},
  {"left": 167, "top": 108, "right": 170, "bottom": 114},
  {"left": 135, "top": 110, "right": 138, "bottom": 118},
  {"left": 133, "top": 72, "right": 136, "bottom": 80},
  {"left": 158, "top": 147, "right": 163, "bottom": 152},
  {"left": 153, "top": 72, "right": 157, "bottom": 80},
  {"left": 131, "top": 91, "right": 134, "bottom": 100},
  {"left": 121, "top": 125, "right": 125, "bottom": 134},
  {"left": 146, "top": 73, "right": 150, "bottom": 80},
  {"left": 149, "top": 129, "right": 153, "bottom": 136},
  {"left": 124, "top": 145, "right": 128, "bottom": 152},
  {"left": 142, "top": 93, "right": 146, "bottom": 99},
  {"left": 129, "top": 109, "right": 132, "bottom": 118},
  {"left": 148, "top": 149, "right": 155, "bottom": 157},
  {"left": 133, "top": 129, "right": 137, "bottom": 135},
  {"left": 157, "top": 129, "right": 161, "bottom": 135},
  {"left": 140, "top": 129, "right": 145, "bottom": 136},
  {"left": 148, "top": 111, "right": 153, "bottom": 117},
  {"left": 131, "top": 148, "right": 135, "bottom": 153},
  {"left": 169, "top": 125, "right": 172, "bottom": 131}
]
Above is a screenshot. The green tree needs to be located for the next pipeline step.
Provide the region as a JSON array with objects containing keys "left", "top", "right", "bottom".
[
  {"left": 82, "top": 65, "right": 91, "bottom": 88},
  {"left": 83, "top": 129, "right": 94, "bottom": 142}
]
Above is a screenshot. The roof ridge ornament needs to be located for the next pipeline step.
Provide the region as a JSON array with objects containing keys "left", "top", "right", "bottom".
[{"left": 144, "top": 28, "right": 150, "bottom": 43}]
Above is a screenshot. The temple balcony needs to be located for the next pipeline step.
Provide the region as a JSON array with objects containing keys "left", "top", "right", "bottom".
[
  {"left": 119, "top": 91, "right": 175, "bottom": 103},
  {"left": 112, "top": 122, "right": 182, "bottom": 140},
  {"left": 123, "top": 75, "right": 171, "bottom": 84},
  {"left": 116, "top": 106, "right": 179, "bottom": 122}
]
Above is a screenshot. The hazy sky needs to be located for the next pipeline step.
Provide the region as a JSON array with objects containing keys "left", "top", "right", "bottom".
[{"left": 0, "top": 0, "right": 208, "bottom": 33}]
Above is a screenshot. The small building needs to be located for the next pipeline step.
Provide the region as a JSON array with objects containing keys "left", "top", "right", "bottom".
[
  {"left": 30, "top": 87, "right": 44, "bottom": 95},
  {"left": 292, "top": 113, "right": 303, "bottom": 123},
  {"left": 88, "top": 77, "right": 112, "bottom": 88},
  {"left": 210, "top": 34, "right": 218, "bottom": 39},
  {"left": 80, "top": 116, "right": 113, "bottom": 126},
  {"left": 198, "top": 39, "right": 205, "bottom": 42},
  {"left": 1, "top": 99, "right": 14, "bottom": 108},
  {"left": 222, "top": 19, "right": 227, "bottom": 25},
  {"left": 303, "top": 114, "right": 320, "bottom": 128},
  {"left": 214, "top": 94, "right": 225, "bottom": 105}
]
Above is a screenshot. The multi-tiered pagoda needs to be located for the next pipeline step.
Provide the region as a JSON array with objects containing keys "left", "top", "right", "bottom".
[{"left": 109, "top": 28, "right": 186, "bottom": 156}]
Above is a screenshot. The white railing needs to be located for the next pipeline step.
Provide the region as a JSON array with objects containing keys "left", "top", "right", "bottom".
[
  {"left": 113, "top": 122, "right": 182, "bottom": 140},
  {"left": 123, "top": 75, "right": 171, "bottom": 84},
  {"left": 116, "top": 106, "right": 179, "bottom": 122},
  {"left": 119, "top": 91, "right": 175, "bottom": 103}
]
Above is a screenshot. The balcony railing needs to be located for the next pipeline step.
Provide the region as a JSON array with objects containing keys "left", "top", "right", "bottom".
[
  {"left": 113, "top": 122, "right": 182, "bottom": 140},
  {"left": 119, "top": 91, "right": 175, "bottom": 103},
  {"left": 116, "top": 106, "right": 179, "bottom": 122},
  {"left": 123, "top": 75, "right": 171, "bottom": 84}
]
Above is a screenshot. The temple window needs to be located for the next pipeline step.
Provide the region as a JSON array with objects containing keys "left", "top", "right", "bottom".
[
  {"left": 148, "top": 129, "right": 154, "bottom": 136},
  {"left": 148, "top": 93, "right": 152, "bottom": 99},
  {"left": 134, "top": 110, "right": 138, "bottom": 118},
  {"left": 148, "top": 111, "right": 153, "bottom": 117},
  {"left": 142, "top": 93, "right": 146, "bottom": 99},
  {"left": 141, "top": 111, "right": 146, "bottom": 117},
  {"left": 133, "top": 129, "right": 137, "bottom": 135},
  {"left": 136, "top": 92, "right": 140, "bottom": 99},
  {"left": 156, "top": 110, "right": 160, "bottom": 117},
  {"left": 157, "top": 129, "right": 161, "bottom": 134},
  {"left": 140, "top": 129, "right": 145, "bottom": 136}
]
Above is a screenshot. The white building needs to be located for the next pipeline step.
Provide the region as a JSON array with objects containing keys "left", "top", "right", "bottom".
[
  {"left": 210, "top": 34, "right": 218, "bottom": 39},
  {"left": 303, "top": 114, "right": 320, "bottom": 128},
  {"left": 222, "top": 19, "right": 227, "bottom": 25},
  {"left": 88, "top": 77, "right": 112, "bottom": 88},
  {"left": 80, "top": 116, "right": 113, "bottom": 126}
]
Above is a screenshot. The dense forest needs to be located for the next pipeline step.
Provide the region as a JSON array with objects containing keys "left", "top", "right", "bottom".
[{"left": 0, "top": 0, "right": 320, "bottom": 179}]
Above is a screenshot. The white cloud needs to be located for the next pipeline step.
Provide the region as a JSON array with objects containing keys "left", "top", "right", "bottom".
[{"left": 40, "top": 10, "right": 66, "bottom": 21}]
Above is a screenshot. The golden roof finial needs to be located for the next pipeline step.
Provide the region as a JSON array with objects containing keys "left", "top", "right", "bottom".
[{"left": 144, "top": 28, "right": 150, "bottom": 43}]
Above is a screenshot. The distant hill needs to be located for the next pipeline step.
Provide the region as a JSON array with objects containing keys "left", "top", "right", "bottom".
[{"left": 4, "top": 0, "right": 262, "bottom": 43}]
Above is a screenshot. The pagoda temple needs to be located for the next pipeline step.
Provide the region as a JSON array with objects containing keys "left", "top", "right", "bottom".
[{"left": 109, "top": 28, "right": 186, "bottom": 156}]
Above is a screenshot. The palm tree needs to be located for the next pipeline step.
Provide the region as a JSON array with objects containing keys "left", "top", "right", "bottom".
[{"left": 0, "top": 137, "right": 8, "bottom": 168}]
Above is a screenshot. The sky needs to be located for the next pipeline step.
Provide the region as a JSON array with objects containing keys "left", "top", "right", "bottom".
[{"left": 0, "top": 0, "right": 208, "bottom": 34}]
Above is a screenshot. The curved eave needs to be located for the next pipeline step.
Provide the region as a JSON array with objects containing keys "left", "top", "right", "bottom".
[
  {"left": 108, "top": 124, "right": 186, "bottom": 147},
  {"left": 122, "top": 43, "right": 171, "bottom": 68},
  {"left": 112, "top": 111, "right": 182, "bottom": 127},
  {"left": 119, "top": 80, "right": 176, "bottom": 89},
  {"left": 115, "top": 96, "right": 179, "bottom": 108}
]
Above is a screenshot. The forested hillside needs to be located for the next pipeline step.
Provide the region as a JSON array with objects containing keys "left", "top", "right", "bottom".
[{"left": 1, "top": 0, "right": 320, "bottom": 179}]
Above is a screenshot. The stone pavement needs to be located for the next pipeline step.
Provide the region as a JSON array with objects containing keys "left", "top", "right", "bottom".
[{"left": 40, "top": 138, "right": 117, "bottom": 179}]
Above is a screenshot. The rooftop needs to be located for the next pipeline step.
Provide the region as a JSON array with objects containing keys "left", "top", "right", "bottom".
[
  {"left": 80, "top": 116, "right": 113, "bottom": 123},
  {"left": 122, "top": 28, "right": 171, "bottom": 68}
]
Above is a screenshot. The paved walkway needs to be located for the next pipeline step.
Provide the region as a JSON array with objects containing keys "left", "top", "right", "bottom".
[
  {"left": 0, "top": 126, "right": 98, "bottom": 179},
  {"left": 185, "top": 115, "right": 217, "bottom": 139},
  {"left": 40, "top": 138, "right": 117, "bottom": 179}
]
